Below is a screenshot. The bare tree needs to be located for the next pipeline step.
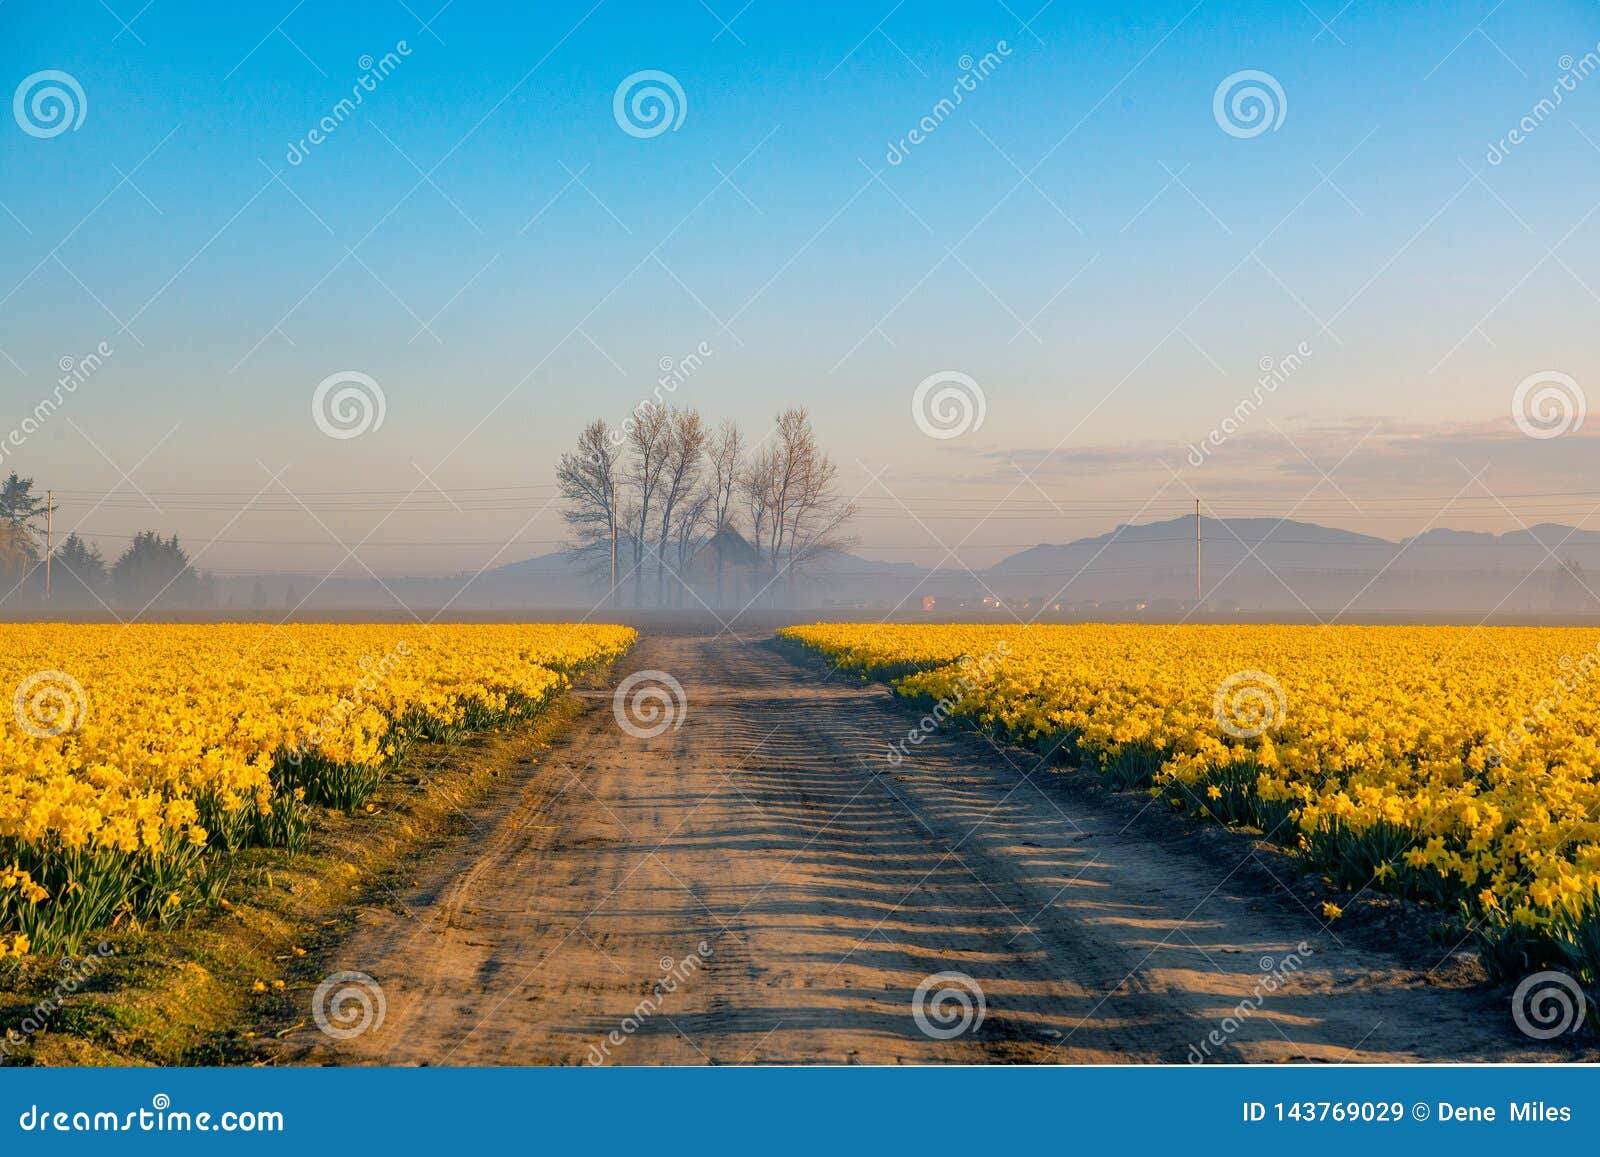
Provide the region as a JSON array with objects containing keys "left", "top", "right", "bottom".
[
  {"left": 705, "top": 419, "right": 743, "bottom": 532},
  {"left": 703, "top": 419, "right": 743, "bottom": 600},
  {"left": 771, "top": 408, "right": 856, "bottom": 599},
  {"left": 740, "top": 439, "right": 780, "bottom": 574},
  {"left": 555, "top": 408, "right": 852, "bottom": 608},
  {"left": 652, "top": 409, "right": 707, "bottom": 603},
  {"left": 737, "top": 409, "right": 856, "bottom": 605},
  {"left": 672, "top": 489, "right": 713, "bottom": 606},
  {"left": 768, "top": 409, "right": 807, "bottom": 573},
  {"left": 626, "top": 405, "right": 671, "bottom": 605},
  {"left": 781, "top": 424, "right": 857, "bottom": 580},
  {"left": 555, "top": 420, "right": 622, "bottom": 602}
]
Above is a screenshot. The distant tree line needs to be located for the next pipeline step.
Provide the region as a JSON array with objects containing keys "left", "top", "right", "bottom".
[
  {"left": 556, "top": 407, "right": 857, "bottom": 607},
  {"left": 0, "top": 472, "right": 209, "bottom": 610}
]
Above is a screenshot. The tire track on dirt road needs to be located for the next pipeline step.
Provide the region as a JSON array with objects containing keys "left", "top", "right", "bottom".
[{"left": 272, "top": 634, "right": 1576, "bottom": 1064}]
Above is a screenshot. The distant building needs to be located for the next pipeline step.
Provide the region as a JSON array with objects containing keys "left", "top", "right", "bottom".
[
  {"left": 678, "top": 526, "right": 763, "bottom": 608},
  {"left": 1548, "top": 558, "right": 1597, "bottom": 614}
]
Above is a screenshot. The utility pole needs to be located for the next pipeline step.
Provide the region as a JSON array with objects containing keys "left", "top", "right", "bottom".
[
  {"left": 1194, "top": 498, "right": 1201, "bottom": 612},
  {"left": 608, "top": 473, "right": 618, "bottom": 607},
  {"left": 44, "top": 488, "right": 52, "bottom": 605}
]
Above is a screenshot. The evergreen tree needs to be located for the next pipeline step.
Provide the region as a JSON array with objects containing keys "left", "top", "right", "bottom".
[
  {"left": 54, "top": 533, "right": 107, "bottom": 603},
  {"left": 0, "top": 473, "right": 51, "bottom": 534},
  {"left": 112, "top": 531, "right": 196, "bottom": 606},
  {"left": 0, "top": 474, "right": 52, "bottom": 575}
]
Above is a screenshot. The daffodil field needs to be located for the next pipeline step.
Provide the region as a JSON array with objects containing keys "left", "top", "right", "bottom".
[
  {"left": 0, "top": 623, "right": 634, "bottom": 956},
  {"left": 781, "top": 623, "right": 1600, "bottom": 980}
]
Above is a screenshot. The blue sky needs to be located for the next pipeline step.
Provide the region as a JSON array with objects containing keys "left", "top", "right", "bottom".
[{"left": 3, "top": 0, "right": 1599, "bottom": 573}]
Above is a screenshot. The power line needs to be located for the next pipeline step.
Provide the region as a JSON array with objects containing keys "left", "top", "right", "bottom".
[
  {"left": 70, "top": 537, "right": 582, "bottom": 550},
  {"left": 40, "top": 483, "right": 1600, "bottom": 505},
  {"left": 49, "top": 505, "right": 1600, "bottom": 517},
  {"left": 57, "top": 529, "right": 1600, "bottom": 553},
  {"left": 47, "top": 484, "right": 561, "bottom": 497}
]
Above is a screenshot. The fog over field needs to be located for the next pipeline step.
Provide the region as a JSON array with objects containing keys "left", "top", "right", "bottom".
[{"left": 111, "top": 511, "right": 1590, "bottom": 619}]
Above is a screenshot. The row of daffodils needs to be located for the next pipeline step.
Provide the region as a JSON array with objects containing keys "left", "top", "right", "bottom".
[
  {"left": 781, "top": 623, "right": 1600, "bottom": 981},
  {"left": 1, "top": 623, "right": 634, "bottom": 954}
]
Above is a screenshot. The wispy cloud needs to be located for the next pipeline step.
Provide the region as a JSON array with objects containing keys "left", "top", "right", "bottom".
[{"left": 927, "top": 416, "right": 1600, "bottom": 496}]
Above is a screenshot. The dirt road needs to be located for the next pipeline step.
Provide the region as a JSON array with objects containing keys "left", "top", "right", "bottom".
[{"left": 278, "top": 634, "right": 1574, "bottom": 1065}]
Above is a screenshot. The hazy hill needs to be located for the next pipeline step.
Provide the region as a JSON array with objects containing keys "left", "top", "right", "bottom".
[
  {"left": 181, "top": 516, "right": 1600, "bottom": 617},
  {"left": 980, "top": 516, "right": 1600, "bottom": 613}
]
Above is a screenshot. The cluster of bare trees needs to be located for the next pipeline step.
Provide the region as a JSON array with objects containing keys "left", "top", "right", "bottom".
[{"left": 555, "top": 407, "right": 856, "bottom": 607}]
